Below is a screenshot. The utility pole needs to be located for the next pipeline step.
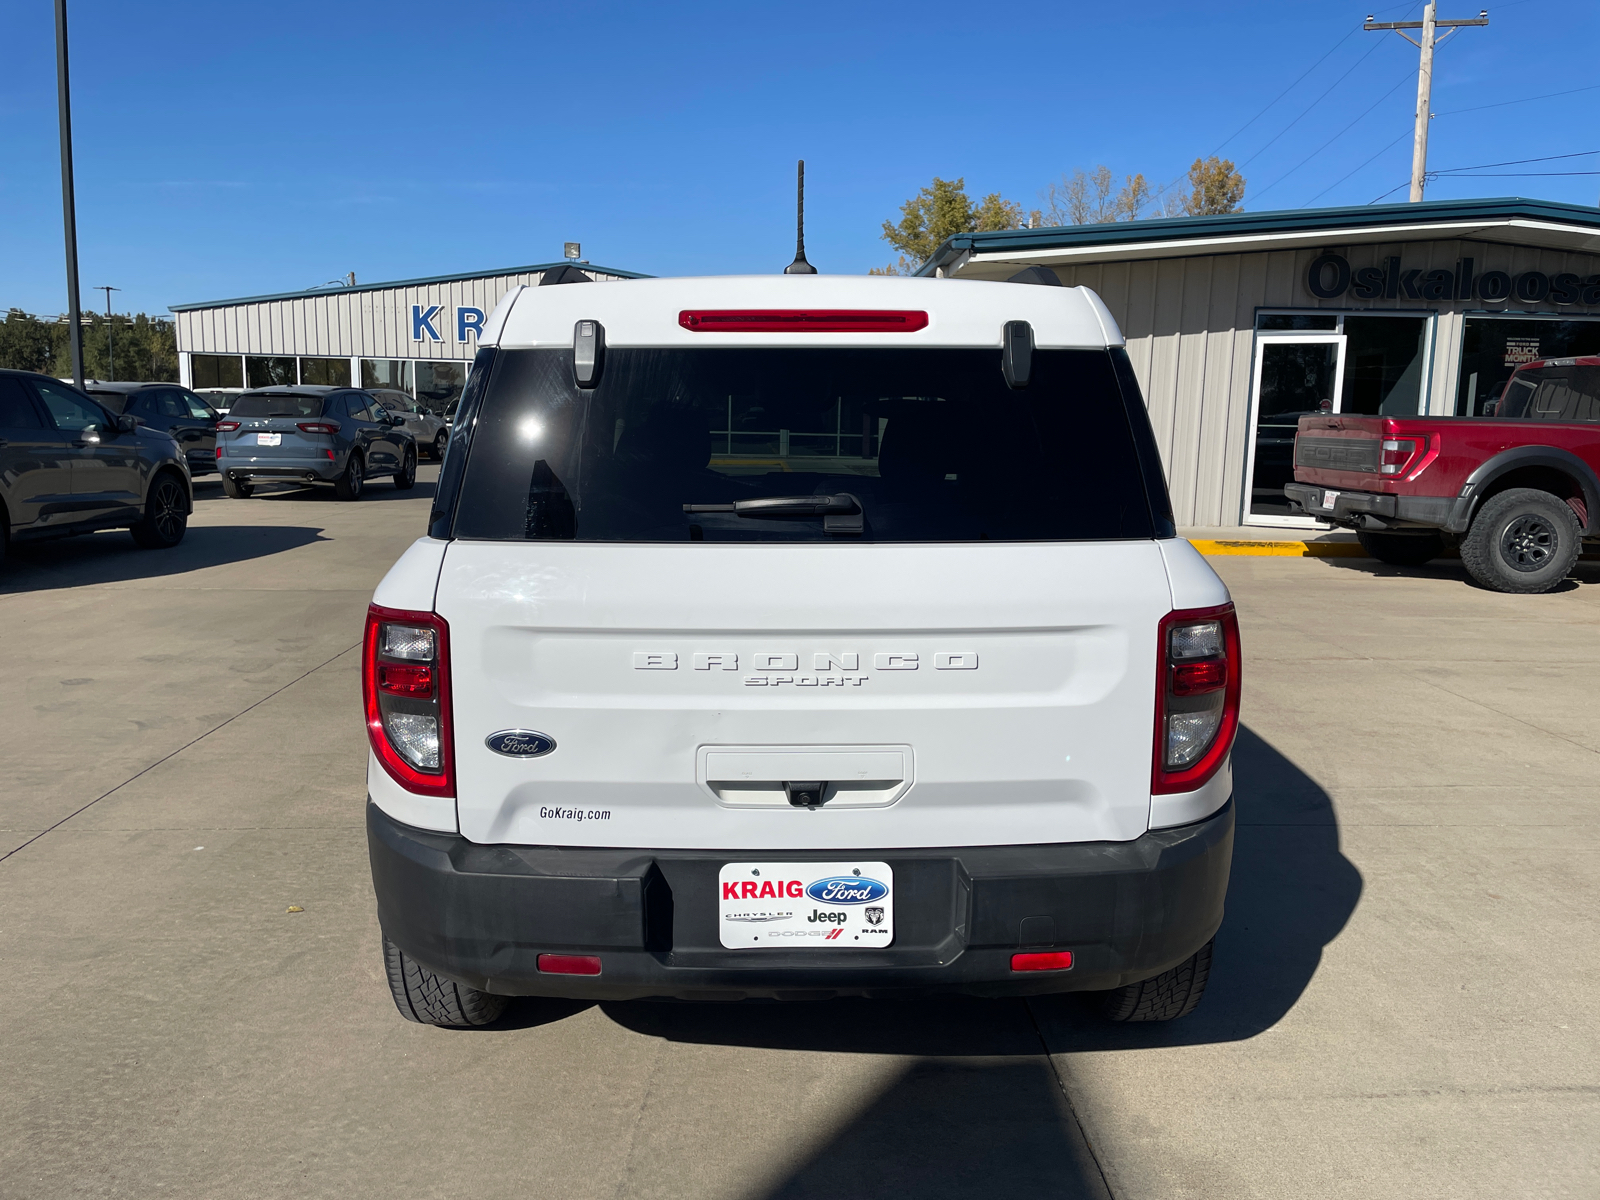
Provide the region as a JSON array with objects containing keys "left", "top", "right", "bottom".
[
  {"left": 55, "top": 0, "right": 85, "bottom": 389},
  {"left": 96, "top": 285, "right": 119, "bottom": 381},
  {"left": 1366, "top": 5, "right": 1488, "bottom": 202}
]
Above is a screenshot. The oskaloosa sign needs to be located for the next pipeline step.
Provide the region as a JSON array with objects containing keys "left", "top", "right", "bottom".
[{"left": 1306, "top": 253, "right": 1600, "bottom": 306}]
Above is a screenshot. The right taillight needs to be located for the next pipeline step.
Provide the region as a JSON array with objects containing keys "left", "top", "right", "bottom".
[
  {"left": 1153, "top": 603, "right": 1241, "bottom": 795},
  {"left": 298, "top": 421, "right": 339, "bottom": 435},
  {"left": 362, "top": 604, "right": 454, "bottom": 797}
]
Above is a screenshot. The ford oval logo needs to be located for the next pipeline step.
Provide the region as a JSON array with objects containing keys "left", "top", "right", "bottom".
[
  {"left": 805, "top": 876, "right": 889, "bottom": 905},
  {"left": 485, "top": 730, "right": 557, "bottom": 758}
]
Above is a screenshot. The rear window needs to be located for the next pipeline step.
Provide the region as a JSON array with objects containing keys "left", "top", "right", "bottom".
[
  {"left": 87, "top": 390, "right": 129, "bottom": 413},
  {"left": 452, "top": 347, "right": 1163, "bottom": 542},
  {"left": 1501, "top": 365, "right": 1600, "bottom": 422},
  {"left": 229, "top": 393, "right": 327, "bottom": 418}
]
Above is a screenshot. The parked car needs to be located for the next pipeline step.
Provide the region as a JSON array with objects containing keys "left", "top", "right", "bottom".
[
  {"left": 1285, "top": 355, "right": 1600, "bottom": 592},
  {"left": 84, "top": 381, "right": 219, "bottom": 476},
  {"left": 363, "top": 274, "right": 1239, "bottom": 1028},
  {"left": 370, "top": 388, "right": 449, "bottom": 460},
  {"left": 215, "top": 385, "right": 416, "bottom": 500},
  {"left": 194, "top": 387, "right": 246, "bottom": 415},
  {"left": 0, "top": 369, "right": 192, "bottom": 559}
]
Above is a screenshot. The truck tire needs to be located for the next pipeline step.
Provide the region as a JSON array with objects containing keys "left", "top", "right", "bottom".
[
  {"left": 1460, "top": 488, "right": 1581, "bottom": 594},
  {"left": 1356, "top": 529, "right": 1444, "bottom": 567},
  {"left": 383, "top": 935, "right": 506, "bottom": 1028},
  {"left": 1103, "top": 938, "right": 1212, "bottom": 1022}
]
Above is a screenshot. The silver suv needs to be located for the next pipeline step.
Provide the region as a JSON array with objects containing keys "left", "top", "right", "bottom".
[{"left": 370, "top": 389, "right": 449, "bottom": 460}]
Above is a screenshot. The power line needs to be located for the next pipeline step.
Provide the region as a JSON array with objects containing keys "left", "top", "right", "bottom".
[
  {"left": 1237, "top": 34, "right": 1394, "bottom": 172},
  {"left": 1435, "top": 82, "right": 1600, "bottom": 117},
  {"left": 1304, "top": 128, "right": 1414, "bottom": 205},
  {"left": 1432, "top": 149, "right": 1600, "bottom": 173},
  {"left": 1250, "top": 68, "right": 1416, "bottom": 204},
  {"left": 1437, "top": 170, "right": 1600, "bottom": 177}
]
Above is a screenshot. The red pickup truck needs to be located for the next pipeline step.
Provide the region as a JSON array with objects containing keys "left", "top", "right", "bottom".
[{"left": 1285, "top": 357, "right": 1600, "bottom": 593}]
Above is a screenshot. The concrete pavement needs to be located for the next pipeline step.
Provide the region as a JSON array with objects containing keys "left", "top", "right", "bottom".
[{"left": 0, "top": 472, "right": 1594, "bottom": 1198}]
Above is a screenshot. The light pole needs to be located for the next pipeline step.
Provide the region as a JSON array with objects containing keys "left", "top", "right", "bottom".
[
  {"left": 54, "top": 0, "right": 84, "bottom": 389},
  {"left": 96, "top": 286, "right": 119, "bottom": 381}
]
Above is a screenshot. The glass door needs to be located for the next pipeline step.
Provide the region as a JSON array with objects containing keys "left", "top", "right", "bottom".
[{"left": 1246, "top": 334, "right": 1345, "bottom": 522}]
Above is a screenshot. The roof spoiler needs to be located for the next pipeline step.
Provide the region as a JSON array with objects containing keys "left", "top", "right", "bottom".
[
  {"left": 1007, "top": 266, "right": 1062, "bottom": 287},
  {"left": 540, "top": 264, "right": 592, "bottom": 286}
]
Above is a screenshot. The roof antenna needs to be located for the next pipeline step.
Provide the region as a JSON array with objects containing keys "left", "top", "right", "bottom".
[{"left": 784, "top": 159, "right": 817, "bottom": 274}]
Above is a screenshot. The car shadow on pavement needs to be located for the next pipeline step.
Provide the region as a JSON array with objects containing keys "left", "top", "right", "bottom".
[
  {"left": 237, "top": 478, "right": 437, "bottom": 504},
  {"left": 1313, "top": 552, "right": 1600, "bottom": 591},
  {"left": 0, "top": 523, "right": 330, "bottom": 594}
]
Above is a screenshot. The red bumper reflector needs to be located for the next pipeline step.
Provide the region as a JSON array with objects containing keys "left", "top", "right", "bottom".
[
  {"left": 537, "top": 953, "right": 601, "bottom": 976},
  {"left": 679, "top": 309, "right": 929, "bottom": 333},
  {"left": 1011, "top": 951, "right": 1074, "bottom": 972},
  {"left": 376, "top": 662, "right": 434, "bottom": 697}
]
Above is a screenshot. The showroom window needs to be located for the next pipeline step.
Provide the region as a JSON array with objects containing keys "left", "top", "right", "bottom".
[
  {"left": 191, "top": 354, "right": 244, "bottom": 388},
  {"left": 417, "top": 361, "right": 467, "bottom": 409},
  {"left": 299, "top": 357, "right": 351, "bottom": 386},
  {"left": 361, "top": 359, "right": 412, "bottom": 394},
  {"left": 1456, "top": 316, "right": 1600, "bottom": 414},
  {"left": 246, "top": 356, "right": 297, "bottom": 388}
]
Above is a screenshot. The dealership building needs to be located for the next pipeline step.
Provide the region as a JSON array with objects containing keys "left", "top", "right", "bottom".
[
  {"left": 170, "top": 258, "right": 643, "bottom": 411},
  {"left": 918, "top": 197, "right": 1600, "bottom": 528}
]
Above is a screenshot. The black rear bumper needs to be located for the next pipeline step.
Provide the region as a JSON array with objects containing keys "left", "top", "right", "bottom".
[
  {"left": 367, "top": 799, "right": 1234, "bottom": 1000},
  {"left": 1284, "top": 481, "right": 1464, "bottom": 531}
]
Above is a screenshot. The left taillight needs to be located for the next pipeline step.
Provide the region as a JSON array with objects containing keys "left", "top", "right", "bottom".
[
  {"left": 1153, "top": 603, "right": 1241, "bottom": 795},
  {"left": 215, "top": 420, "right": 240, "bottom": 432},
  {"left": 363, "top": 604, "right": 454, "bottom": 797}
]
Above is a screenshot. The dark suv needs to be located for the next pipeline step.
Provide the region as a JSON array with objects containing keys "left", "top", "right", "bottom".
[
  {"left": 84, "top": 382, "right": 220, "bottom": 476},
  {"left": 215, "top": 386, "right": 417, "bottom": 500},
  {"left": 0, "top": 369, "right": 192, "bottom": 560}
]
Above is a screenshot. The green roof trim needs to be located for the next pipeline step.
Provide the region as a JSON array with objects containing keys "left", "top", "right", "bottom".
[
  {"left": 170, "top": 261, "right": 650, "bottom": 312},
  {"left": 914, "top": 196, "right": 1600, "bottom": 275}
]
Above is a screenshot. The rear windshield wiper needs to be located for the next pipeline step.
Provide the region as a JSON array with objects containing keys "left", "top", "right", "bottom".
[{"left": 683, "top": 493, "right": 864, "bottom": 533}]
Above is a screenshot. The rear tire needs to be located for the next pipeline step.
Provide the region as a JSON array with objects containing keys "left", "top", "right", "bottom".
[
  {"left": 221, "top": 476, "right": 253, "bottom": 499},
  {"left": 1356, "top": 529, "right": 1444, "bottom": 567},
  {"left": 1460, "top": 487, "right": 1581, "bottom": 594},
  {"left": 393, "top": 446, "right": 416, "bottom": 490},
  {"left": 335, "top": 452, "right": 365, "bottom": 501},
  {"left": 130, "top": 473, "right": 189, "bottom": 549},
  {"left": 1103, "top": 938, "right": 1213, "bottom": 1022},
  {"left": 383, "top": 935, "right": 506, "bottom": 1028}
]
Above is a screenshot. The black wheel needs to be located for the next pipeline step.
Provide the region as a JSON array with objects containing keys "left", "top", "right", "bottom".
[
  {"left": 221, "top": 475, "right": 253, "bottom": 499},
  {"left": 432, "top": 430, "right": 448, "bottom": 461},
  {"left": 335, "top": 452, "right": 365, "bottom": 501},
  {"left": 383, "top": 935, "right": 506, "bottom": 1028},
  {"left": 1460, "top": 487, "right": 1581, "bottom": 594},
  {"left": 1356, "top": 529, "right": 1445, "bottom": 567},
  {"left": 393, "top": 445, "right": 417, "bottom": 490},
  {"left": 1103, "top": 939, "right": 1213, "bottom": 1022},
  {"left": 130, "top": 473, "right": 189, "bottom": 549}
]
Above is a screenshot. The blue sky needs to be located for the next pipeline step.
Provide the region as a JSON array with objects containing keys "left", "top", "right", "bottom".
[{"left": 2, "top": 0, "right": 1596, "bottom": 315}]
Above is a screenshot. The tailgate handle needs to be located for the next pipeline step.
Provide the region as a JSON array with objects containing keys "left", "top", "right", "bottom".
[{"left": 784, "top": 781, "right": 827, "bottom": 809}]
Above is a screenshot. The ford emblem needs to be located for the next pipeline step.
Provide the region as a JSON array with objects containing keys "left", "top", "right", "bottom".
[
  {"left": 485, "top": 730, "right": 557, "bottom": 758},
  {"left": 805, "top": 876, "right": 889, "bottom": 905}
]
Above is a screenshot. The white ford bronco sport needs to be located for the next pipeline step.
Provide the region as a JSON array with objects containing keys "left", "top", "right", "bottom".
[{"left": 364, "top": 269, "right": 1238, "bottom": 1026}]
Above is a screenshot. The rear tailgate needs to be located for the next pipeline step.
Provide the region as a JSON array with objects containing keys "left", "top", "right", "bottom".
[
  {"left": 439, "top": 540, "right": 1170, "bottom": 852},
  {"left": 226, "top": 416, "right": 330, "bottom": 460}
]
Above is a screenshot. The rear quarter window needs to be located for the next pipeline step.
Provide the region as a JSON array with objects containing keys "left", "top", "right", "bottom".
[{"left": 451, "top": 346, "right": 1167, "bottom": 543}]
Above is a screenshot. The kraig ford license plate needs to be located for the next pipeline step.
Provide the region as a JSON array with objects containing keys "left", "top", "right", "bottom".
[
  {"left": 718, "top": 861, "right": 894, "bottom": 949},
  {"left": 256, "top": 432, "right": 281, "bottom": 446}
]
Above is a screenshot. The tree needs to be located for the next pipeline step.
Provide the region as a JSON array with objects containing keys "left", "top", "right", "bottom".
[
  {"left": 0, "top": 308, "right": 178, "bottom": 381},
  {"left": 875, "top": 176, "right": 1025, "bottom": 274},
  {"left": 1039, "top": 166, "right": 1152, "bottom": 226},
  {"left": 1180, "top": 156, "right": 1246, "bottom": 216}
]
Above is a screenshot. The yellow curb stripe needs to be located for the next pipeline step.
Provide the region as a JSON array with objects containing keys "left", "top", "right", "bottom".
[{"left": 1189, "top": 539, "right": 1368, "bottom": 558}]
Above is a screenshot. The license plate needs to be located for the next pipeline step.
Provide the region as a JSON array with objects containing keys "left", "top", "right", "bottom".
[
  {"left": 718, "top": 861, "right": 894, "bottom": 949},
  {"left": 1321, "top": 489, "right": 1340, "bottom": 510},
  {"left": 256, "top": 432, "right": 281, "bottom": 446}
]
